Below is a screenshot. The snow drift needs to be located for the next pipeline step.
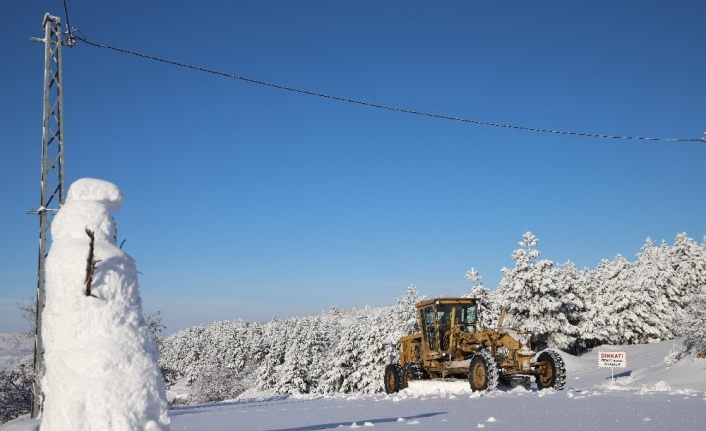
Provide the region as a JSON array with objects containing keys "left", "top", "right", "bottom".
[{"left": 40, "top": 178, "right": 170, "bottom": 431}]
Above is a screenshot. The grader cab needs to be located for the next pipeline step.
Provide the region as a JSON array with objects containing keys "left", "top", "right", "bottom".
[{"left": 384, "top": 297, "right": 566, "bottom": 393}]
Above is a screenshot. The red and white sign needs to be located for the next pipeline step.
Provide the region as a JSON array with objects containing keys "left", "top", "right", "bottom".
[{"left": 598, "top": 351, "right": 627, "bottom": 368}]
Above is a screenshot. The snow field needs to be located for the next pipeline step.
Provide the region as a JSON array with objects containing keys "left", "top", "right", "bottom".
[
  {"left": 162, "top": 389, "right": 706, "bottom": 431},
  {"left": 165, "top": 338, "right": 706, "bottom": 430}
]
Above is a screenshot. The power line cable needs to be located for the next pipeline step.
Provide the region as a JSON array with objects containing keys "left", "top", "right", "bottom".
[
  {"left": 62, "top": 0, "right": 75, "bottom": 45},
  {"left": 74, "top": 35, "right": 704, "bottom": 144}
]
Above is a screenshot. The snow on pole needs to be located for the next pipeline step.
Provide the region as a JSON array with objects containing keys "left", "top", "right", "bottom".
[{"left": 40, "top": 178, "right": 170, "bottom": 431}]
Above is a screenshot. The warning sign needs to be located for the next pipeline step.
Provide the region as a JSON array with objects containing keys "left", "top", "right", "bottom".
[{"left": 598, "top": 351, "right": 627, "bottom": 368}]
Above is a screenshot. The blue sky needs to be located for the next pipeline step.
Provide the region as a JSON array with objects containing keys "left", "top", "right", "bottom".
[{"left": 2, "top": 1, "right": 705, "bottom": 334}]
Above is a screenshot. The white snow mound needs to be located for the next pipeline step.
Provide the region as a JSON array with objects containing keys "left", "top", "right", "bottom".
[
  {"left": 66, "top": 177, "right": 123, "bottom": 209},
  {"left": 51, "top": 179, "right": 124, "bottom": 243},
  {"left": 40, "top": 178, "right": 169, "bottom": 431},
  {"left": 395, "top": 380, "right": 471, "bottom": 398}
]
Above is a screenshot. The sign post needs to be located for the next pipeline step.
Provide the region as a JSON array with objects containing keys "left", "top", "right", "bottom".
[{"left": 597, "top": 351, "right": 627, "bottom": 383}]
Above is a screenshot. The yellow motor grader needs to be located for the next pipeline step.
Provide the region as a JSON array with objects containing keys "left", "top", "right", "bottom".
[{"left": 384, "top": 297, "right": 566, "bottom": 393}]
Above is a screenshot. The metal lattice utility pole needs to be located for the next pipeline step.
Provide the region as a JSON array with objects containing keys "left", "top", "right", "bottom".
[{"left": 29, "top": 13, "right": 67, "bottom": 419}]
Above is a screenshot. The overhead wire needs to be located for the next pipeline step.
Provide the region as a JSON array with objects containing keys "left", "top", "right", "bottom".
[
  {"left": 71, "top": 35, "right": 703, "bottom": 144},
  {"left": 61, "top": 0, "right": 75, "bottom": 45}
]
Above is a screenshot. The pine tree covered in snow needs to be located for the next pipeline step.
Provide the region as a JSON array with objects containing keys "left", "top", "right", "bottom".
[
  {"left": 665, "top": 233, "right": 706, "bottom": 335},
  {"left": 678, "top": 290, "right": 706, "bottom": 355},
  {"left": 463, "top": 267, "right": 498, "bottom": 328},
  {"left": 577, "top": 262, "right": 612, "bottom": 347},
  {"left": 554, "top": 261, "right": 585, "bottom": 348},
  {"left": 632, "top": 239, "right": 676, "bottom": 343},
  {"left": 668, "top": 233, "right": 706, "bottom": 299},
  {"left": 598, "top": 254, "right": 643, "bottom": 344},
  {"left": 497, "top": 232, "right": 576, "bottom": 350},
  {"left": 318, "top": 286, "right": 420, "bottom": 394}
]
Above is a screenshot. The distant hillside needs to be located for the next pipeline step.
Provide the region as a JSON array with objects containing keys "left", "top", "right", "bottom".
[{"left": 0, "top": 333, "right": 33, "bottom": 371}]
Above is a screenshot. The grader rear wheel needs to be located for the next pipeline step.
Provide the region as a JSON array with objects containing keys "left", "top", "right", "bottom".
[
  {"left": 402, "top": 367, "right": 415, "bottom": 387},
  {"left": 384, "top": 364, "right": 405, "bottom": 394},
  {"left": 535, "top": 350, "right": 566, "bottom": 390},
  {"left": 402, "top": 364, "right": 429, "bottom": 387}
]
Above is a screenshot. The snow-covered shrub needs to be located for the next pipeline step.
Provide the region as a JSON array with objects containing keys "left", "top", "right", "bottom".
[
  {"left": 160, "top": 367, "right": 180, "bottom": 391},
  {"left": 189, "top": 365, "right": 253, "bottom": 404},
  {"left": 678, "top": 291, "right": 706, "bottom": 356},
  {"left": 0, "top": 362, "right": 33, "bottom": 425},
  {"left": 664, "top": 343, "right": 683, "bottom": 367},
  {"left": 145, "top": 310, "right": 167, "bottom": 349}
]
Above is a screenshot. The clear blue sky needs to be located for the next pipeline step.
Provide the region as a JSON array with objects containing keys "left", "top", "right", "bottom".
[{"left": 2, "top": 1, "right": 705, "bottom": 334}]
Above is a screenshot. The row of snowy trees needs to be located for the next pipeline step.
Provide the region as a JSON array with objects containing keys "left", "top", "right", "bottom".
[
  {"left": 159, "top": 231, "right": 706, "bottom": 403},
  {"left": 159, "top": 286, "right": 420, "bottom": 403},
  {"left": 473, "top": 232, "right": 706, "bottom": 351}
]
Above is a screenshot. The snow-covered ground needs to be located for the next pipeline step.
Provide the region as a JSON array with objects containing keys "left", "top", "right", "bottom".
[
  {"left": 3, "top": 339, "right": 705, "bottom": 430},
  {"left": 167, "top": 389, "right": 705, "bottom": 431},
  {"left": 163, "top": 340, "right": 706, "bottom": 430},
  {"left": 0, "top": 333, "right": 32, "bottom": 371}
]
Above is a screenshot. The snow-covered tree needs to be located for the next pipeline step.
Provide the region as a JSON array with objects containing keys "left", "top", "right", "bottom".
[
  {"left": 577, "top": 263, "right": 611, "bottom": 347},
  {"left": 255, "top": 318, "right": 291, "bottom": 391},
  {"left": 318, "top": 310, "right": 370, "bottom": 393},
  {"left": 0, "top": 362, "right": 33, "bottom": 425},
  {"left": 395, "top": 284, "right": 422, "bottom": 333},
  {"left": 553, "top": 261, "right": 585, "bottom": 351},
  {"left": 665, "top": 233, "right": 706, "bottom": 335},
  {"left": 464, "top": 267, "right": 482, "bottom": 287},
  {"left": 317, "top": 287, "right": 418, "bottom": 394},
  {"left": 678, "top": 290, "right": 706, "bottom": 355},
  {"left": 463, "top": 267, "right": 498, "bottom": 328},
  {"left": 597, "top": 254, "right": 642, "bottom": 344},
  {"left": 275, "top": 325, "right": 310, "bottom": 393},
  {"left": 668, "top": 233, "right": 706, "bottom": 298},
  {"left": 632, "top": 239, "right": 676, "bottom": 343},
  {"left": 306, "top": 314, "right": 337, "bottom": 393},
  {"left": 497, "top": 232, "right": 575, "bottom": 350}
]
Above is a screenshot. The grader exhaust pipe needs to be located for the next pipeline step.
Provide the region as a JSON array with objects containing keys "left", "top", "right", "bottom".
[{"left": 497, "top": 307, "right": 507, "bottom": 330}]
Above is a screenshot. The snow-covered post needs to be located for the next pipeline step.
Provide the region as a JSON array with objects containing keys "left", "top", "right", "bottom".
[{"left": 41, "top": 178, "right": 170, "bottom": 430}]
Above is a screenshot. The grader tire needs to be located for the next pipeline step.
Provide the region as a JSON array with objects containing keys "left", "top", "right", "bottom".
[
  {"left": 402, "top": 364, "right": 429, "bottom": 386},
  {"left": 536, "top": 350, "right": 566, "bottom": 390},
  {"left": 402, "top": 366, "right": 415, "bottom": 387},
  {"left": 468, "top": 349, "right": 499, "bottom": 392},
  {"left": 384, "top": 363, "right": 406, "bottom": 394}
]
